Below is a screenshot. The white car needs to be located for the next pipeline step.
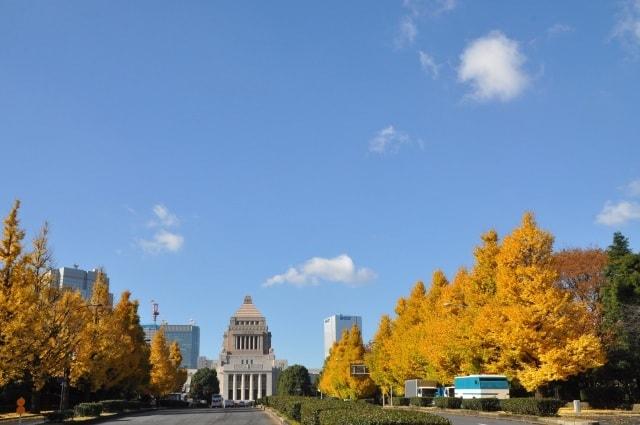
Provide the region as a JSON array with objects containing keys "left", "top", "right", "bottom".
[
  {"left": 211, "top": 395, "right": 223, "bottom": 408},
  {"left": 223, "top": 399, "right": 235, "bottom": 408}
]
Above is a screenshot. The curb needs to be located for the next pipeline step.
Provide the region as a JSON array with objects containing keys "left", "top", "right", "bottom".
[
  {"left": 263, "top": 407, "right": 291, "bottom": 425},
  {"left": 7, "top": 408, "right": 159, "bottom": 425}
]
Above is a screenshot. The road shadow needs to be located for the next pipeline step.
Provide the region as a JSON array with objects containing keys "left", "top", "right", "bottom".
[{"left": 107, "top": 407, "right": 261, "bottom": 420}]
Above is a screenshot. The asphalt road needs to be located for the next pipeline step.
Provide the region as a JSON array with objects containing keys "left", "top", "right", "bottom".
[{"left": 95, "top": 407, "right": 277, "bottom": 425}]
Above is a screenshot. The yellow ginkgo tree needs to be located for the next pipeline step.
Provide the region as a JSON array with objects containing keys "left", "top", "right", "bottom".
[{"left": 487, "top": 212, "right": 605, "bottom": 393}]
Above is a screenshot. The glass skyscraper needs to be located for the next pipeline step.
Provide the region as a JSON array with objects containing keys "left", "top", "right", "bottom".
[{"left": 143, "top": 324, "right": 200, "bottom": 369}]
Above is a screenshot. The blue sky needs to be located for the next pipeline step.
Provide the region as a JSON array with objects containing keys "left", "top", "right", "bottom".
[{"left": 1, "top": 0, "right": 639, "bottom": 368}]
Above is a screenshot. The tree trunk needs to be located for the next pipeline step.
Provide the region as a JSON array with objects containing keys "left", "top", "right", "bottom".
[{"left": 30, "top": 389, "right": 41, "bottom": 413}]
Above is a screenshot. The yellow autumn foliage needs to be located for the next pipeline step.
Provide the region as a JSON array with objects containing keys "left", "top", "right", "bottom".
[
  {"left": 368, "top": 212, "right": 606, "bottom": 394},
  {"left": 319, "top": 325, "right": 375, "bottom": 399}
]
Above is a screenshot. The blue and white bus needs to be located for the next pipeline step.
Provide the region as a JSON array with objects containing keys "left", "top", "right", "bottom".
[{"left": 453, "top": 375, "right": 509, "bottom": 399}]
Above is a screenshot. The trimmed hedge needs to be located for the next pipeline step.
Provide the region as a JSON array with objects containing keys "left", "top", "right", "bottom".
[
  {"left": 74, "top": 402, "right": 103, "bottom": 417},
  {"left": 301, "top": 399, "right": 353, "bottom": 425},
  {"left": 409, "top": 397, "right": 433, "bottom": 407},
  {"left": 268, "top": 396, "right": 304, "bottom": 421},
  {"left": 499, "top": 398, "right": 564, "bottom": 416},
  {"left": 158, "top": 399, "right": 189, "bottom": 408},
  {"left": 43, "top": 409, "right": 74, "bottom": 423},
  {"left": 461, "top": 398, "right": 500, "bottom": 411},
  {"left": 319, "top": 407, "right": 450, "bottom": 425},
  {"left": 266, "top": 396, "right": 450, "bottom": 425},
  {"left": 433, "top": 397, "right": 462, "bottom": 409},
  {"left": 391, "top": 397, "right": 409, "bottom": 406},
  {"left": 99, "top": 399, "right": 145, "bottom": 412}
]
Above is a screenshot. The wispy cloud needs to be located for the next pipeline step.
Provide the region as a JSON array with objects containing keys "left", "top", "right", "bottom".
[
  {"left": 264, "top": 254, "right": 376, "bottom": 288},
  {"left": 148, "top": 204, "right": 179, "bottom": 227},
  {"left": 138, "top": 229, "right": 185, "bottom": 253},
  {"left": 369, "top": 125, "right": 416, "bottom": 154},
  {"left": 612, "top": 0, "right": 640, "bottom": 54},
  {"left": 395, "top": 0, "right": 456, "bottom": 49},
  {"left": 395, "top": 16, "right": 418, "bottom": 48},
  {"left": 596, "top": 201, "right": 640, "bottom": 226},
  {"left": 625, "top": 179, "right": 640, "bottom": 196},
  {"left": 403, "top": 0, "right": 456, "bottom": 17},
  {"left": 458, "top": 31, "right": 529, "bottom": 102},
  {"left": 547, "top": 23, "right": 574, "bottom": 37},
  {"left": 137, "top": 204, "right": 185, "bottom": 254},
  {"left": 419, "top": 50, "right": 439, "bottom": 78}
]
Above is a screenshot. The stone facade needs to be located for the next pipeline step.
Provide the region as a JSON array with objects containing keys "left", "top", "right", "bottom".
[{"left": 216, "top": 295, "right": 283, "bottom": 401}]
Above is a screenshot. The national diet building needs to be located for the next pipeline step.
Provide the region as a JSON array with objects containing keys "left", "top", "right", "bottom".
[{"left": 216, "top": 296, "right": 285, "bottom": 401}]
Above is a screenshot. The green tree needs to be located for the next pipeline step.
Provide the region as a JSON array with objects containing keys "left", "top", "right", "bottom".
[
  {"left": 189, "top": 368, "right": 219, "bottom": 404},
  {"left": 594, "top": 232, "right": 640, "bottom": 402},
  {"left": 277, "top": 364, "right": 312, "bottom": 396}
]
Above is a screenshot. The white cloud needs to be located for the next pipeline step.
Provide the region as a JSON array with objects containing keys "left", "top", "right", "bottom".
[
  {"left": 547, "top": 23, "right": 574, "bottom": 37},
  {"left": 396, "top": 16, "right": 418, "bottom": 48},
  {"left": 264, "top": 254, "right": 376, "bottom": 288},
  {"left": 138, "top": 229, "right": 185, "bottom": 253},
  {"left": 368, "top": 125, "right": 412, "bottom": 154},
  {"left": 419, "top": 50, "right": 439, "bottom": 78},
  {"left": 596, "top": 201, "right": 640, "bottom": 226},
  {"left": 149, "top": 204, "right": 179, "bottom": 227},
  {"left": 458, "top": 31, "right": 529, "bottom": 102},
  {"left": 403, "top": 0, "right": 456, "bottom": 16},
  {"left": 626, "top": 179, "right": 640, "bottom": 197},
  {"left": 612, "top": 0, "right": 640, "bottom": 52}
]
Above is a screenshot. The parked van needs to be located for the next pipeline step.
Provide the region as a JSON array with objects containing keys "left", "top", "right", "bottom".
[{"left": 453, "top": 375, "right": 509, "bottom": 399}]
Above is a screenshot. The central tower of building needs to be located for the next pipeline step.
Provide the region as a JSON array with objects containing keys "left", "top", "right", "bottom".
[{"left": 217, "top": 295, "right": 284, "bottom": 401}]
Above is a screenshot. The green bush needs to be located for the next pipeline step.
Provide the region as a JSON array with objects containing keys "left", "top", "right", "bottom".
[
  {"left": 319, "top": 407, "right": 450, "bottom": 425},
  {"left": 100, "top": 400, "right": 125, "bottom": 413},
  {"left": 268, "top": 396, "right": 304, "bottom": 421},
  {"left": 461, "top": 398, "right": 500, "bottom": 411},
  {"left": 300, "top": 398, "right": 355, "bottom": 425},
  {"left": 74, "top": 402, "right": 103, "bottom": 418},
  {"left": 499, "top": 398, "right": 564, "bottom": 416},
  {"left": 433, "top": 397, "right": 462, "bottom": 409},
  {"left": 409, "top": 397, "right": 433, "bottom": 407},
  {"left": 391, "top": 397, "right": 409, "bottom": 406},
  {"left": 43, "top": 409, "right": 74, "bottom": 423},
  {"left": 124, "top": 400, "right": 144, "bottom": 410},
  {"left": 267, "top": 396, "right": 450, "bottom": 425}
]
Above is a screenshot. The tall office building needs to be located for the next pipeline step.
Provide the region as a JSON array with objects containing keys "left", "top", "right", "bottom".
[
  {"left": 323, "top": 314, "right": 362, "bottom": 358},
  {"left": 143, "top": 324, "right": 200, "bottom": 369},
  {"left": 49, "top": 266, "right": 113, "bottom": 304}
]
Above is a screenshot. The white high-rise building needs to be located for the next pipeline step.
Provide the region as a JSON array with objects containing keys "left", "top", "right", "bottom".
[{"left": 323, "top": 314, "right": 362, "bottom": 358}]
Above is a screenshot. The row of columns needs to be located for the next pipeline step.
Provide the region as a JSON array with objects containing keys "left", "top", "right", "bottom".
[
  {"left": 230, "top": 373, "right": 266, "bottom": 401},
  {"left": 235, "top": 335, "right": 262, "bottom": 350}
]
